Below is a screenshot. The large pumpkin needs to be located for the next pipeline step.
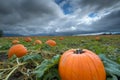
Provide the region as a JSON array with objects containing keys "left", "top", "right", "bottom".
[
  {"left": 59, "top": 49, "right": 106, "bottom": 80},
  {"left": 8, "top": 44, "right": 27, "bottom": 58}
]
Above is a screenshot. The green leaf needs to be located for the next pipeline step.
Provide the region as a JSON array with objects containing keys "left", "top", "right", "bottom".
[
  {"left": 41, "top": 69, "right": 60, "bottom": 80},
  {"left": 0, "top": 43, "right": 11, "bottom": 50},
  {"left": 41, "top": 44, "right": 52, "bottom": 51},
  {"left": 99, "top": 54, "right": 120, "bottom": 80},
  {"left": 33, "top": 54, "right": 60, "bottom": 78},
  {"left": 21, "top": 53, "right": 43, "bottom": 62},
  {"left": 107, "top": 73, "right": 118, "bottom": 80},
  {"left": 99, "top": 54, "right": 120, "bottom": 67}
]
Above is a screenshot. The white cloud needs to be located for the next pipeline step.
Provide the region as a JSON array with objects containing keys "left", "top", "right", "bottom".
[
  {"left": 55, "top": 26, "right": 76, "bottom": 32},
  {"left": 0, "top": 0, "right": 64, "bottom": 35},
  {"left": 0, "top": 0, "right": 120, "bottom": 35}
]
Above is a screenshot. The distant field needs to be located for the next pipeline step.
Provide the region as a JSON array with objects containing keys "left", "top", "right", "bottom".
[
  {"left": 0, "top": 35, "right": 120, "bottom": 80},
  {"left": 0, "top": 35, "right": 120, "bottom": 63}
]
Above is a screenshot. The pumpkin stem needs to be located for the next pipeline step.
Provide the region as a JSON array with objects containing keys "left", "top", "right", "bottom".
[
  {"left": 75, "top": 49, "right": 84, "bottom": 54},
  {"left": 16, "top": 58, "right": 20, "bottom": 65}
]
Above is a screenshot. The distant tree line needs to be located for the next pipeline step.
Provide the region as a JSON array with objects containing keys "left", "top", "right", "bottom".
[{"left": 0, "top": 30, "right": 3, "bottom": 37}]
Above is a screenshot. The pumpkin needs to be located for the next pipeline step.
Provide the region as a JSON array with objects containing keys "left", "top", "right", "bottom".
[
  {"left": 8, "top": 44, "right": 27, "bottom": 58},
  {"left": 45, "top": 40, "right": 56, "bottom": 47},
  {"left": 59, "top": 37, "right": 64, "bottom": 40},
  {"left": 59, "top": 49, "right": 106, "bottom": 80},
  {"left": 95, "top": 36, "right": 100, "bottom": 41},
  {"left": 15, "top": 37, "right": 19, "bottom": 40},
  {"left": 12, "top": 40, "right": 20, "bottom": 44},
  {"left": 34, "top": 40, "right": 42, "bottom": 45},
  {"left": 24, "top": 37, "right": 32, "bottom": 42}
]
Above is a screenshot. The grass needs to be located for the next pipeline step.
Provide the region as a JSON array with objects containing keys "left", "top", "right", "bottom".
[
  {"left": 0, "top": 35, "right": 120, "bottom": 80},
  {"left": 0, "top": 35, "right": 120, "bottom": 62}
]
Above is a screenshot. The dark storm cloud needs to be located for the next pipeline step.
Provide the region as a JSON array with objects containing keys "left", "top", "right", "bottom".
[
  {"left": 0, "top": 0, "right": 120, "bottom": 36},
  {"left": 0, "top": 0, "right": 63, "bottom": 24},
  {"left": 0, "top": 0, "right": 64, "bottom": 34},
  {"left": 69, "top": 9, "right": 120, "bottom": 35},
  {"left": 54, "top": 0, "right": 120, "bottom": 35},
  {"left": 69, "top": 0, "right": 120, "bottom": 11},
  {"left": 91, "top": 10, "right": 120, "bottom": 32}
]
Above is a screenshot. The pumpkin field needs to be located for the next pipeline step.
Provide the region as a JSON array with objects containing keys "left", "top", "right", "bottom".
[{"left": 0, "top": 35, "right": 120, "bottom": 80}]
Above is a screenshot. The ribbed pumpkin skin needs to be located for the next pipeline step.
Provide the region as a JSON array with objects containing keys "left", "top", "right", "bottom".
[
  {"left": 59, "top": 49, "right": 106, "bottom": 80},
  {"left": 8, "top": 44, "right": 27, "bottom": 58}
]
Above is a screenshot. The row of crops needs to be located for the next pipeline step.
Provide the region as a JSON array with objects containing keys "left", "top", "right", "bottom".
[{"left": 0, "top": 35, "right": 120, "bottom": 80}]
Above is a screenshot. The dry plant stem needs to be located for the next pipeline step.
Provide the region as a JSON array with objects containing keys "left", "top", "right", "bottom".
[
  {"left": 32, "top": 60, "right": 39, "bottom": 66},
  {"left": 4, "top": 66, "right": 18, "bottom": 80},
  {"left": 4, "top": 62, "right": 27, "bottom": 80},
  {"left": 0, "top": 68, "right": 13, "bottom": 71},
  {"left": 0, "top": 59, "right": 20, "bottom": 76},
  {"left": 16, "top": 58, "right": 20, "bottom": 65}
]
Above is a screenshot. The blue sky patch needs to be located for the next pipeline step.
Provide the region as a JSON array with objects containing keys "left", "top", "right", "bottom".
[
  {"left": 62, "top": 3, "right": 73, "bottom": 14},
  {"left": 88, "top": 13, "right": 97, "bottom": 18},
  {"left": 55, "top": 0, "right": 73, "bottom": 14},
  {"left": 54, "top": 0, "right": 64, "bottom": 4}
]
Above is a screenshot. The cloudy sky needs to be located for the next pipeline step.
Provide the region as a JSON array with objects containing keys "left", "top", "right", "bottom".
[{"left": 0, "top": 0, "right": 120, "bottom": 36}]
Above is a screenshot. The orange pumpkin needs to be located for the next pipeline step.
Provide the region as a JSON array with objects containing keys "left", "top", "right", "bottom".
[
  {"left": 59, "top": 37, "right": 64, "bottom": 40},
  {"left": 45, "top": 40, "right": 56, "bottom": 47},
  {"left": 12, "top": 40, "right": 20, "bottom": 44},
  {"left": 24, "top": 37, "right": 32, "bottom": 42},
  {"left": 8, "top": 44, "right": 27, "bottom": 58},
  {"left": 34, "top": 40, "right": 42, "bottom": 45},
  {"left": 59, "top": 49, "right": 106, "bottom": 80},
  {"left": 95, "top": 36, "right": 100, "bottom": 41},
  {"left": 15, "top": 37, "right": 19, "bottom": 40}
]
